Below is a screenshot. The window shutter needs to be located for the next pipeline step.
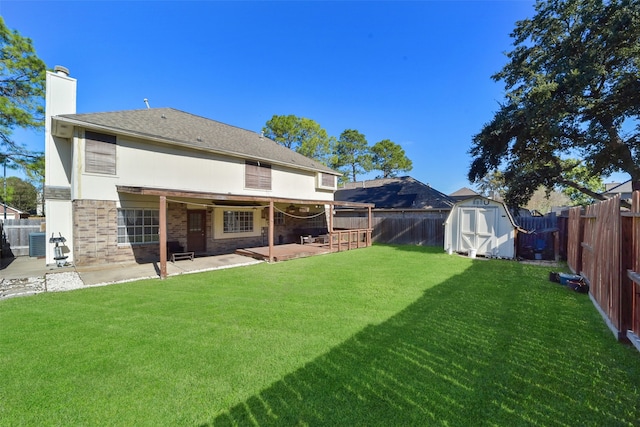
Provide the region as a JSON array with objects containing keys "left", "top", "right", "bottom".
[
  {"left": 245, "top": 161, "right": 271, "bottom": 190},
  {"left": 321, "top": 173, "right": 335, "bottom": 188},
  {"left": 86, "top": 131, "right": 116, "bottom": 175}
]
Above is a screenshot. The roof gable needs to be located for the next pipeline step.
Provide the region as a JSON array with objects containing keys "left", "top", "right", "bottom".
[{"left": 55, "top": 108, "right": 337, "bottom": 175}]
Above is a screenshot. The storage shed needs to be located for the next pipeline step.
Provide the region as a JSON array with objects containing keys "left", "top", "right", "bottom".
[{"left": 444, "top": 196, "right": 518, "bottom": 259}]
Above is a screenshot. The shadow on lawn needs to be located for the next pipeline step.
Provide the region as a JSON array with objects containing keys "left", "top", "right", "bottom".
[{"left": 206, "top": 251, "right": 638, "bottom": 426}]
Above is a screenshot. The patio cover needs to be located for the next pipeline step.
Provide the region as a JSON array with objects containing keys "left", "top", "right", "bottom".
[{"left": 117, "top": 185, "right": 373, "bottom": 277}]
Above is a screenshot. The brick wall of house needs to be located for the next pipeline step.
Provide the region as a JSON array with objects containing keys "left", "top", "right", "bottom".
[
  {"left": 73, "top": 200, "right": 273, "bottom": 266},
  {"left": 167, "top": 202, "right": 188, "bottom": 249},
  {"left": 209, "top": 235, "right": 264, "bottom": 255},
  {"left": 73, "top": 199, "right": 157, "bottom": 266}
]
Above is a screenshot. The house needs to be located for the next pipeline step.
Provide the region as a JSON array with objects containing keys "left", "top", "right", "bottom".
[
  {"left": 449, "top": 187, "right": 480, "bottom": 202},
  {"left": 0, "top": 204, "right": 26, "bottom": 221},
  {"left": 604, "top": 180, "right": 633, "bottom": 202},
  {"left": 44, "top": 66, "right": 372, "bottom": 274},
  {"left": 335, "top": 176, "right": 455, "bottom": 217},
  {"left": 444, "top": 195, "right": 518, "bottom": 259}
]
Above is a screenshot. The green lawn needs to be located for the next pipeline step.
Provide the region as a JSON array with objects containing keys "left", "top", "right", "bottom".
[{"left": 1, "top": 245, "right": 638, "bottom": 426}]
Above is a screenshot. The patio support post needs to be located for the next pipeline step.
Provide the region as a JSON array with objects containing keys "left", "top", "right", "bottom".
[
  {"left": 329, "top": 203, "right": 334, "bottom": 252},
  {"left": 367, "top": 206, "right": 372, "bottom": 246},
  {"left": 268, "top": 200, "right": 274, "bottom": 263},
  {"left": 159, "top": 195, "right": 167, "bottom": 279},
  {"left": 329, "top": 203, "right": 334, "bottom": 232}
]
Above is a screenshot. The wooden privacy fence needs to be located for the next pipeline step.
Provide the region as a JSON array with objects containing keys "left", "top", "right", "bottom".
[
  {"left": 334, "top": 216, "right": 446, "bottom": 246},
  {"left": 630, "top": 192, "right": 640, "bottom": 344},
  {"left": 336, "top": 213, "right": 568, "bottom": 257},
  {"left": 0, "top": 219, "right": 45, "bottom": 258},
  {"left": 515, "top": 213, "right": 568, "bottom": 260},
  {"left": 567, "top": 193, "right": 640, "bottom": 348}
]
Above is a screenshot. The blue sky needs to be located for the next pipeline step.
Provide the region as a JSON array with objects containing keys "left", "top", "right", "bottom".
[{"left": 3, "top": 0, "right": 603, "bottom": 194}]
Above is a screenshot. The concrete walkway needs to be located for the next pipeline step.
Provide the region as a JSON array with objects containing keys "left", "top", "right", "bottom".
[{"left": 0, "top": 254, "right": 262, "bottom": 299}]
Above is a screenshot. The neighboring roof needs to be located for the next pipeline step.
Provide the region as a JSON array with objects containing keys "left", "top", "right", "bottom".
[
  {"left": 449, "top": 187, "right": 479, "bottom": 197},
  {"left": 604, "top": 180, "right": 632, "bottom": 194},
  {"left": 0, "top": 204, "right": 24, "bottom": 217},
  {"left": 0, "top": 204, "right": 23, "bottom": 213},
  {"left": 449, "top": 187, "right": 480, "bottom": 201},
  {"left": 335, "top": 176, "right": 455, "bottom": 210},
  {"left": 54, "top": 108, "right": 338, "bottom": 175}
]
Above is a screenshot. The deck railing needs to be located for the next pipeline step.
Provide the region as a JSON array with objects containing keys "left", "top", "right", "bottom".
[{"left": 329, "top": 228, "right": 372, "bottom": 252}]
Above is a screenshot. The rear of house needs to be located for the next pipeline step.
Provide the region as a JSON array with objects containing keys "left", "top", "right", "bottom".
[{"left": 44, "top": 67, "right": 343, "bottom": 267}]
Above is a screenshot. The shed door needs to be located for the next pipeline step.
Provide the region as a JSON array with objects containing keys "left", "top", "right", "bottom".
[{"left": 459, "top": 207, "right": 496, "bottom": 255}]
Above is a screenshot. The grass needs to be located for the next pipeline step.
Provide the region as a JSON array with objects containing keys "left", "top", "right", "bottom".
[{"left": 1, "top": 245, "right": 639, "bottom": 426}]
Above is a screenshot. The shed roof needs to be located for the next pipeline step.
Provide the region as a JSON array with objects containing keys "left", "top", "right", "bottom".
[
  {"left": 335, "top": 176, "right": 455, "bottom": 210},
  {"left": 54, "top": 108, "right": 338, "bottom": 175}
]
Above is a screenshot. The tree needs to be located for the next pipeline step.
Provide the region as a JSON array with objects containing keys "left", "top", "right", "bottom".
[
  {"left": 370, "top": 139, "right": 412, "bottom": 179},
  {"left": 262, "top": 115, "right": 334, "bottom": 165},
  {"left": 1, "top": 17, "right": 47, "bottom": 155},
  {"left": 561, "top": 160, "right": 606, "bottom": 205},
  {"left": 469, "top": 0, "right": 640, "bottom": 208},
  {"left": 332, "top": 129, "right": 372, "bottom": 182},
  {"left": 0, "top": 176, "right": 37, "bottom": 213},
  {"left": 525, "top": 186, "right": 571, "bottom": 214},
  {"left": 22, "top": 153, "right": 44, "bottom": 212},
  {"left": 476, "top": 170, "right": 508, "bottom": 200}
]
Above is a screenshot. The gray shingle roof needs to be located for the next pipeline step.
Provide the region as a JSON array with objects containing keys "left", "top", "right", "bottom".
[
  {"left": 55, "top": 108, "right": 337, "bottom": 174},
  {"left": 449, "top": 186, "right": 480, "bottom": 201},
  {"left": 335, "top": 176, "right": 455, "bottom": 210}
]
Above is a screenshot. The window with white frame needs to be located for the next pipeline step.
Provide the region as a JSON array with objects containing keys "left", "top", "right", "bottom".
[
  {"left": 274, "top": 211, "right": 285, "bottom": 226},
  {"left": 308, "top": 212, "right": 326, "bottom": 228},
  {"left": 321, "top": 173, "right": 335, "bottom": 187},
  {"left": 117, "top": 209, "right": 159, "bottom": 244},
  {"left": 223, "top": 210, "right": 254, "bottom": 233},
  {"left": 317, "top": 172, "right": 337, "bottom": 190}
]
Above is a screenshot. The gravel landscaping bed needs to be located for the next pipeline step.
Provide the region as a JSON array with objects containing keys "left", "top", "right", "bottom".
[{"left": 0, "top": 271, "right": 85, "bottom": 300}]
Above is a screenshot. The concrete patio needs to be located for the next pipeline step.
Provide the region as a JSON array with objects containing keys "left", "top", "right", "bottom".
[{"left": 0, "top": 254, "right": 262, "bottom": 299}]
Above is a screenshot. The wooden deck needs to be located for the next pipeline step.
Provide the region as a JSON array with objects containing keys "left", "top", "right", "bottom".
[
  {"left": 236, "top": 243, "right": 332, "bottom": 262},
  {"left": 236, "top": 229, "right": 372, "bottom": 262}
]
